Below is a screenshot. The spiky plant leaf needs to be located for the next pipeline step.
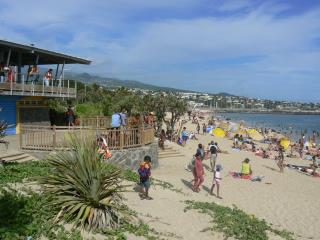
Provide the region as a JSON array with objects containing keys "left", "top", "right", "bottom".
[{"left": 41, "top": 133, "right": 127, "bottom": 230}]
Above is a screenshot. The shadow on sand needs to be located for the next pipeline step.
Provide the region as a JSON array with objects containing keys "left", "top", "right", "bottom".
[
  {"left": 262, "top": 165, "right": 278, "bottom": 172},
  {"left": 202, "top": 185, "right": 211, "bottom": 194},
  {"left": 181, "top": 179, "right": 194, "bottom": 190}
]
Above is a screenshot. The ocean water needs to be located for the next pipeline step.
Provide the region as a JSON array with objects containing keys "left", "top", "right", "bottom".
[{"left": 220, "top": 113, "right": 320, "bottom": 140}]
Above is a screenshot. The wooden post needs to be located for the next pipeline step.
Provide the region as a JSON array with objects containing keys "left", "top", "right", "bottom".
[
  {"left": 19, "top": 127, "right": 23, "bottom": 149},
  {"left": 53, "top": 129, "right": 56, "bottom": 150},
  {"left": 141, "top": 123, "right": 145, "bottom": 145},
  {"left": 120, "top": 126, "right": 124, "bottom": 149}
]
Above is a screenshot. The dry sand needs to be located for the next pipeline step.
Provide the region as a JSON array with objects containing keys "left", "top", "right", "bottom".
[{"left": 123, "top": 118, "right": 320, "bottom": 240}]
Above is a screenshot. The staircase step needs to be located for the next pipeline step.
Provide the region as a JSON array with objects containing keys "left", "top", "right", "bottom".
[
  {"left": 0, "top": 152, "right": 26, "bottom": 159},
  {"left": 0, "top": 152, "right": 37, "bottom": 162},
  {"left": 158, "top": 154, "right": 184, "bottom": 159},
  {"left": 159, "top": 150, "right": 180, "bottom": 154},
  {"left": 158, "top": 151, "right": 182, "bottom": 155}
]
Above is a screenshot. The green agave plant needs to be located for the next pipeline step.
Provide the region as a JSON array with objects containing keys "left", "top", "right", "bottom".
[{"left": 41, "top": 133, "right": 128, "bottom": 230}]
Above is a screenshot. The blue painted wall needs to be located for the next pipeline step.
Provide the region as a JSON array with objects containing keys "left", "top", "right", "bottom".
[{"left": 0, "top": 95, "right": 21, "bottom": 135}]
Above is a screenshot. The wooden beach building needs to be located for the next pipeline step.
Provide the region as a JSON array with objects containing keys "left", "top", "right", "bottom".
[{"left": 0, "top": 40, "right": 91, "bottom": 135}]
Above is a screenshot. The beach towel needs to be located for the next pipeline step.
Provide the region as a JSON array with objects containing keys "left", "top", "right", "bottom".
[
  {"left": 232, "top": 148, "right": 241, "bottom": 152},
  {"left": 286, "top": 164, "right": 320, "bottom": 178},
  {"left": 229, "top": 171, "right": 252, "bottom": 180},
  {"left": 229, "top": 172, "right": 265, "bottom": 181}
]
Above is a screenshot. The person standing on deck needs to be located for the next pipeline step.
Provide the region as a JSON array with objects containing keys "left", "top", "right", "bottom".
[
  {"left": 0, "top": 62, "right": 5, "bottom": 82},
  {"left": 43, "top": 69, "right": 53, "bottom": 87}
]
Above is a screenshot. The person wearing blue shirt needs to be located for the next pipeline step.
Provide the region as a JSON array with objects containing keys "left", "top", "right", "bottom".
[
  {"left": 120, "top": 109, "right": 127, "bottom": 127},
  {"left": 111, "top": 112, "right": 121, "bottom": 128}
]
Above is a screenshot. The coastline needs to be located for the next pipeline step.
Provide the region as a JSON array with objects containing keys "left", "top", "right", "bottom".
[{"left": 216, "top": 109, "right": 320, "bottom": 115}]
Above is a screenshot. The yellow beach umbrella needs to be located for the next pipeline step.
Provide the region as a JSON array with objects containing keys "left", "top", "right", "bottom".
[
  {"left": 212, "top": 127, "right": 226, "bottom": 137},
  {"left": 219, "top": 122, "right": 229, "bottom": 130},
  {"left": 280, "top": 138, "right": 290, "bottom": 150},
  {"left": 249, "top": 132, "right": 264, "bottom": 141},
  {"left": 234, "top": 128, "right": 247, "bottom": 136},
  {"left": 246, "top": 129, "right": 257, "bottom": 134}
]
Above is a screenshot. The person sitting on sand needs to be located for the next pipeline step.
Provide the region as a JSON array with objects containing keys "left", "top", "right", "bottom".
[
  {"left": 189, "top": 132, "right": 198, "bottom": 140},
  {"left": 193, "top": 153, "right": 204, "bottom": 192},
  {"left": 234, "top": 134, "right": 239, "bottom": 147},
  {"left": 310, "top": 156, "right": 319, "bottom": 176},
  {"left": 210, "top": 164, "right": 222, "bottom": 199},
  {"left": 239, "top": 142, "right": 248, "bottom": 151},
  {"left": 239, "top": 135, "right": 244, "bottom": 142},
  {"left": 262, "top": 150, "right": 269, "bottom": 159},
  {"left": 251, "top": 142, "right": 256, "bottom": 152},
  {"left": 241, "top": 158, "right": 252, "bottom": 179}
]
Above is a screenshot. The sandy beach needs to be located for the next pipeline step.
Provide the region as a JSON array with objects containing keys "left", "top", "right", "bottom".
[{"left": 124, "top": 117, "right": 320, "bottom": 240}]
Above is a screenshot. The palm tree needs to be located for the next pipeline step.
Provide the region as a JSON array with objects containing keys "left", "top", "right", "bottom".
[{"left": 41, "top": 134, "right": 128, "bottom": 230}]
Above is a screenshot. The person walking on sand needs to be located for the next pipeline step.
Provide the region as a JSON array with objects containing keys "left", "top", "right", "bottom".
[
  {"left": 202, "top": 123, "right": 206, "bottom": 135},
  {"left": 211, "top": 164, "right": 222, "bottom": 199},
  {"left": 196, "top": 123, "right": 200, "bottom": 134},
  {"left": 138, "top": 156, "right": 153, "bottom": 200},
  {"left": 181, "top": 127, "right": 188, "bottom": 146},
  {"left": 193, "top": 153, "right": 204, "bottom": 192},
  {"left": 277, "top": 145, "right": 285, "bottom": 173},
  {"left": 209, "top": 141, "right": 219, "bottom": 172}
]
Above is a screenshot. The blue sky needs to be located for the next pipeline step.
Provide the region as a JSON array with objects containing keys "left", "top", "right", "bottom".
[{"left": 1, "top": 0, "right": 320, "bottom": 102}]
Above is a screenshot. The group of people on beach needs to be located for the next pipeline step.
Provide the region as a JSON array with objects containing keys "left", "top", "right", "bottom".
[{"left": 135, "top": 110, "right": 319, "bottom": 201}]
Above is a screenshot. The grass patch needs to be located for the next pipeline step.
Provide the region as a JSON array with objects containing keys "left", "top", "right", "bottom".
[
  {"left": 0, "top": 186, "right": 160, "bottom": 240},
  {"left": 184, "top": 200, "right": 294, "bottom": 240},
  {"left": 0, "top": 188, "right": 83, "bottom": 240},
  {"left": 0, "top": 161, "right": 51, "bottom": 185},
  {"left": 0, "top": 162, "right": 162, "bottom": 240}
]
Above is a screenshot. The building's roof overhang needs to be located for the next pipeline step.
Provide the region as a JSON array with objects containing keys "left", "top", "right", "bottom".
[{"left": 0, "top": 39, "right": 91, "bottom": 65}]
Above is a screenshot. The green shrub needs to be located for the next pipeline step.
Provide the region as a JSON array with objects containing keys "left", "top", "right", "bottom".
[
  {"left": 41, "top": 134, "right": 128, "bottom": 230},
  {"left": 0, "top": 161, "right": 51, "bottom": 185},
  {"left": 0, "top": 188, "right": 83, "bottom": 240}
]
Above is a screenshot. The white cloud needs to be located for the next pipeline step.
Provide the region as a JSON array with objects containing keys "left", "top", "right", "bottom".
[{"left": 0, "top": 0, "right": 320, "bottom": 101}]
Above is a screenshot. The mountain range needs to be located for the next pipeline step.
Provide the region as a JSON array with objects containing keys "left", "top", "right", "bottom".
[
  {"left": 65, "top": 72, "right": 234, "bottom": 97},
  {"left": 65, "top": 72, "right": 193, "bottom": 93}
]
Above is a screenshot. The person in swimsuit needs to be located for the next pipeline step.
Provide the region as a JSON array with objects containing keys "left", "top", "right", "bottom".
[{"left": 210, "top": 164, "right": 222, "bottom": 199}]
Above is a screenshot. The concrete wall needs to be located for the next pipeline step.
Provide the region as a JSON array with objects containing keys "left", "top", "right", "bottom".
[
  {"left": 108, "top": 142, "right": 158, "bottom": 170},
  {"left": 27, "top": 142, "right": 159, "bottom": 171}
]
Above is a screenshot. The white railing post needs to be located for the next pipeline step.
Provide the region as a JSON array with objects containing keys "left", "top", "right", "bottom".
[
  {"left": 22, "top": 75, "right": 25, "bottom": 94},
  {"left": 42, "top": 77, "right": 45, "bottom": 96},
  {"left": 10, "top": 76, "right": 13, "bottom": 95},
  {"left": 51, "top": 76, "right": 54, "bottom": 96},
  {"left": 67, "top": 79, "right": 70, "bottom": 98}
]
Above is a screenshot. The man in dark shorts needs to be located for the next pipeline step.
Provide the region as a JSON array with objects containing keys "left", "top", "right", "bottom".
[{"left": 138, "top": 156, "right": 152, "bottom": 200}]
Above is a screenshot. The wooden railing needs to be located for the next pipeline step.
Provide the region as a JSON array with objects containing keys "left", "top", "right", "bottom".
[
  {"left": 20, "top": 125, "right": 155, "bottom": 151},
  {"left": 0, "top": 75, "right": 77, "bottom": 98},
  {"left": 80, "top": 117, "right": 111, "bottom": 128}
]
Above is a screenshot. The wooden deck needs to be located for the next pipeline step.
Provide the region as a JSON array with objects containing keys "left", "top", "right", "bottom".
[
  {"left": 20, "top": 125, "right": 155, "bottom": 151},
  {"left": 0, "top": 81, "right": 76, "bottom": 98}
]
